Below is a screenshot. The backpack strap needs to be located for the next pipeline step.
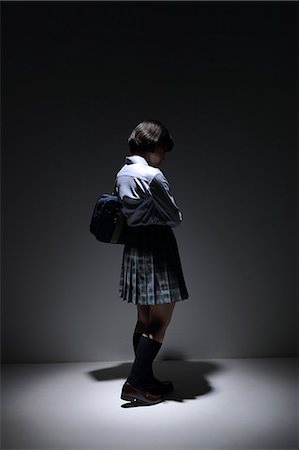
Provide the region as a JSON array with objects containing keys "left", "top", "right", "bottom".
[{"left": 112, "top": 179, "right": 117, "bottom": 196}]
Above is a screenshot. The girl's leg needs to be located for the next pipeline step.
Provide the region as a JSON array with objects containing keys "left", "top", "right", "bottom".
[
  {"left": 135, "top": 304, "right": 150, "bottom": 334},
  {"left": 147, "top": 303, "right": 176, "bottom": 343},
  {"left": 132, "top": 305, "right": 150, "bottom": 356},
  {"left": 145, "top": 302, "right": 176, "bottom": 384},
  {"left": 124, "top": 302, "right": 176, "bottom": 397},
  {"left": 133, "top": 302, "right": 176, "bottom": 351}
]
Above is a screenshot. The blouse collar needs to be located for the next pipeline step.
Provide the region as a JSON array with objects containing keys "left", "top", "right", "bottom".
[{"left": 125, "top": 154, "right": 149, "bottom": 166}]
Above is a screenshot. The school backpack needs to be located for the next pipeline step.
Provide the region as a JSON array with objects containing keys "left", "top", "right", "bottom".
[{"left": 89, "top": 183, "right": 128, "bottom": 244}]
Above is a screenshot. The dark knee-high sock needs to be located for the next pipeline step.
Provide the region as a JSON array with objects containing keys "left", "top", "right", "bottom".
[
  {"left": 133, "top": 332, "right": 157, "bottom": 382},
  {"left": 127, "top": 335, "right": 162, "bottom": 388},
  {"left": 133, "top": 332, "right": 143, "bottom": 356}
]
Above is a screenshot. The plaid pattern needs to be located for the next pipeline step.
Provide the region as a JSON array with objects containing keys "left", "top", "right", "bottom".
[{"left": 119, "top": 225, "right": 189, "bottom": 305}]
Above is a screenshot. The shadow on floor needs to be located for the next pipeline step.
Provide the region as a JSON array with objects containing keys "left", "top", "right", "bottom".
[{"left": 88, "top": 357, "right": 224, "bottom": 407}]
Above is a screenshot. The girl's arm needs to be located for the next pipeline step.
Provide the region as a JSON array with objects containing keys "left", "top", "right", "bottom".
[{"left": 149, "top": 171, "right": 183, "bottom": 226}]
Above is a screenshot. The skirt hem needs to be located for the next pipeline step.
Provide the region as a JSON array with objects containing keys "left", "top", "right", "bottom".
[{"left": 119, "top": 295, "right": 189, "bottom": 305}]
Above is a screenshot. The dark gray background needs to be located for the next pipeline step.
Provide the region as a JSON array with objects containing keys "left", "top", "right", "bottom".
[{"left": 2, "top": 1, "right": 297, "bottom": 362}]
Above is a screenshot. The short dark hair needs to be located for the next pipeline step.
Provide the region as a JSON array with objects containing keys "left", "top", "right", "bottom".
[{"left": 127, "top": 119, "right": 174, "bottom": 154}]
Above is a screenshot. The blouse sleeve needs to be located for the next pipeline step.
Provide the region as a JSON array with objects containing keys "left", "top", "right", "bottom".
[{"left": 149, "top": 171, "right": 183, "bottom": 227}]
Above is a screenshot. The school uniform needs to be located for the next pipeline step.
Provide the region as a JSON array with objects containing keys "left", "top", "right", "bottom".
[{"left": 115, "top": 154, "right": 189, "bottom": 305}]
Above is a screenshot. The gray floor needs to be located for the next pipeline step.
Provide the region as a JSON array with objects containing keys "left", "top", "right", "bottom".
[{"left": 1, "top": 358, "right": 298, "bottom": 450}]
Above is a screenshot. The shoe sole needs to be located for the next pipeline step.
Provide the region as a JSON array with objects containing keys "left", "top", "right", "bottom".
[{"left": 121, "top": 392, "right": 163, "bottom": 405}]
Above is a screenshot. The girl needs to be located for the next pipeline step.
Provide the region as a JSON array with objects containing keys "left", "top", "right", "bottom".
[{"left": 115, "top": 119, "right": 189, "bottom": 405}]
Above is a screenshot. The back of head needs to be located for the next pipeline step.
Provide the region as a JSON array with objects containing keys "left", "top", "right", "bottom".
[{"left": 127, "top": 119, "right": 174, "bottom": 154}]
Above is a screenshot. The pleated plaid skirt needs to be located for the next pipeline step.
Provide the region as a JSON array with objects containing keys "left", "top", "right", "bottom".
[{"left": 119, "top": 224, "right": 189, "bottom": 305}]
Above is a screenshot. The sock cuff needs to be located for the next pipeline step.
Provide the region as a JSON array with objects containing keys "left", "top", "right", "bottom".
[{"left": 139, "top": 334, "right": 162, "bottom": 349}]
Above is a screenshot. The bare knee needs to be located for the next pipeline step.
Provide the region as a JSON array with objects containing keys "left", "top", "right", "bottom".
[
  {"left": 135, "top": 319, "right": 149, "bottom": 334},
  {"left": 147, "top": 304, "right": 175, "bottom": 341},
  {"left": 135, "top": 305, "right": 150, "bottom": 332},
  {"left": 147, "top": 320, "right": 168, "bottom": 343},
  {"left": 147, "top": 318, "right": 168, "bottom": 336}
]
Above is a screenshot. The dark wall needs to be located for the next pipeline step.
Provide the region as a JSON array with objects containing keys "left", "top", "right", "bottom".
[{"left": 2, "top": 1, "right": 297, "bottom": 362}]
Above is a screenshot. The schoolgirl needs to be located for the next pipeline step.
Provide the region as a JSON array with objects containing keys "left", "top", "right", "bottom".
[{"left": 115, "top": 119, "right": 189, "bottom": 405}]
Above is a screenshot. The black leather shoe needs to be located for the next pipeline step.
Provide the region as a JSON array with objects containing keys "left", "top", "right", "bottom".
[{"left": 121, "top": 382, "right": 163, "bottom": 405}]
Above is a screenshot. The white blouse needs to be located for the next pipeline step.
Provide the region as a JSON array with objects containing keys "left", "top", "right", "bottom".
[{"left": 115, "top": 154, "right": 183, "bottom": 227}]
